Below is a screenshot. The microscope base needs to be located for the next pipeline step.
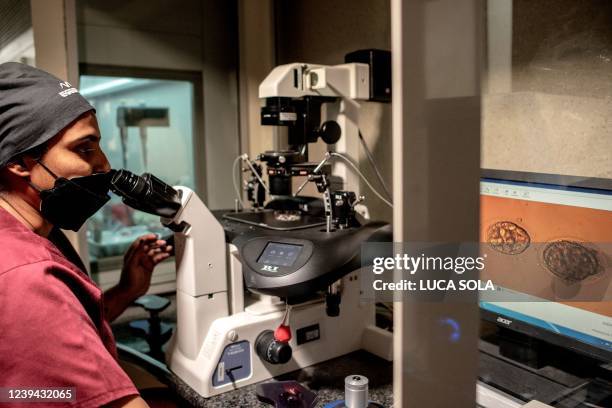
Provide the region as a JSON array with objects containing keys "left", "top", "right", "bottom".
[{"left": 167, "top": 273, "right": 392, "bottom": 398}]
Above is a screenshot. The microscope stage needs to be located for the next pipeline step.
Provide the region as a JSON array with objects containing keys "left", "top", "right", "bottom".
[
  {"left": 223, "top": 209, "right": 326, "bottom": 231},
  {"left": 217, "top": 210, "right": 391, "bottom": 299}
]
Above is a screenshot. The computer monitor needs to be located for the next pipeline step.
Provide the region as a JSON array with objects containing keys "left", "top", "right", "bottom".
[{"left": 480, "top": 169, "right": 612, "bottom": 362}]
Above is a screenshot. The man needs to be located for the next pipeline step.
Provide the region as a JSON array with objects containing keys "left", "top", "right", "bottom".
[{"left": 0, "top": 63, "right": 172, "bottom": 407}]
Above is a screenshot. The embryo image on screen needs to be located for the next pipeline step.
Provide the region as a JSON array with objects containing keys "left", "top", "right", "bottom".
[{"left": 480, "top": 180, "right": 612, "bottom": 318}]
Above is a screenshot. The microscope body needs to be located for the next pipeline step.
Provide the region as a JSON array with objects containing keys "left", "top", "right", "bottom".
[
  {"left": 162, "top": 187, "right": 392, "bottom": 398},
  {"left": 257, "top": 61, "right": 371, "bottom": 200},
  {"left": 153, "top": 51, "right": 393, "bottom": 398}
]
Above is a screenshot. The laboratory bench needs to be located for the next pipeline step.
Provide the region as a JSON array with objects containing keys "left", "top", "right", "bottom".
[
  {"left": 113, "top": 296, "right": 393, "bottom": 407},
  {"left": 169, "top": 350, "right": 393, "bottom": 408},
  {"left": 113, "top": 298, "right": 610, "bottom": 408}
]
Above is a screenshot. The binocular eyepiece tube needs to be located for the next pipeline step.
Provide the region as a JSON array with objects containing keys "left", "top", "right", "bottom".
[{"left": 110, "top": 169, "right": 182, "bottom": 218}]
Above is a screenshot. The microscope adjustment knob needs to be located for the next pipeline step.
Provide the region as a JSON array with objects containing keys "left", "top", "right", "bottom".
[
  {"left": 255, "top": 330, "right": 292, "bottom": 365},
  {"left": 319, "top": 121, "right": 342, "bottom": 145}
]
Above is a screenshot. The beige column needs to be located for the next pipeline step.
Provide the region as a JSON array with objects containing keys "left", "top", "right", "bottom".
[{"left": 392, "top": 0, "right": 482, "bottom": 406}]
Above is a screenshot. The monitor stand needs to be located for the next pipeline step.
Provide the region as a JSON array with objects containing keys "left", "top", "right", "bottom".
[{"left": 479, "top": 325, "right": 611, "bottom": 406}]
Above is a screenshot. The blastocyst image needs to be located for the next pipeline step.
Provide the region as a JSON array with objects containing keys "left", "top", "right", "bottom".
[
  {"left": 487, "top": 221, "right": 531, "bottom": 255},
  {"left": 543, "top": 240, "right": 600, "bottom": 284}
]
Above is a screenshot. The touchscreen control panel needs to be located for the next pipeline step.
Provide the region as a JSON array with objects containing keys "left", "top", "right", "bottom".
[{"left": 256, "top": 242, "right": 303, "bottom": 268}]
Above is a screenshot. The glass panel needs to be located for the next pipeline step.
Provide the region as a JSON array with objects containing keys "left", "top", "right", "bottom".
[
  {"left": 79, "top": 75, "right": 196, "bottom": 272},
  {"left": 480, "top": 1, "right": 612, "bottom": 400}
]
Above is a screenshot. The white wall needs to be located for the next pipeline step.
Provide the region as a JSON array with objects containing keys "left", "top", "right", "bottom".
[
  {"left": 483, "top": 0, "right": 612, "bottom": 179},
  {"left": 76, "top": 0, "right": 203, "bottom": 71},
  {"left": 238, "top": 0, "right": 276, "bottom": 160}
]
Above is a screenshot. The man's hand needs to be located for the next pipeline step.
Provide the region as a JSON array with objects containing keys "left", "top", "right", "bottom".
[
  {"left": 119, "top": 233, "right": 172, "bottom": 299},
  {"left": 103, "top": 234, "right": 173, "bottom": 322}
]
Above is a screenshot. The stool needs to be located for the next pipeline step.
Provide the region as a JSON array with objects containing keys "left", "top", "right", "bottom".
[{"left": 129, "top": 295, "right": 173, "bottom": 362}]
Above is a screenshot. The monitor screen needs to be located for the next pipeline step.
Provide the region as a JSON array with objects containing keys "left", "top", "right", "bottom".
[{"left": 480, "top": 172, "right": 612, "bottom": 357}]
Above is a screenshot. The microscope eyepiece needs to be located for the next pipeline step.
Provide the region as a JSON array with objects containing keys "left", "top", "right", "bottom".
[
  {"left": 110, "top": 169, "right": 147, "bottom": 196},
  {"left": 110, "top": 169, "right": 182, "bottom": 218}
]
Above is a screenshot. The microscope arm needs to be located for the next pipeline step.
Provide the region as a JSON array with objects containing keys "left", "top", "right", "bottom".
[
  {"left": 161, "top": 187, "right": 231, "bottom": 361},
  {"left": 259, "top": 63, "right": 370, "bottom": 100},
  {"left": 109, "top": 170, "right": 227, "bottom": 298},
  {"left": 160, "top": 187, "right": 227, "bottom": 298}
]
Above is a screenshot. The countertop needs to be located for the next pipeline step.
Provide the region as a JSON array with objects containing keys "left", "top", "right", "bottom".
[{"left": 169, "top": 350, "right": 393, "bottom": 408}]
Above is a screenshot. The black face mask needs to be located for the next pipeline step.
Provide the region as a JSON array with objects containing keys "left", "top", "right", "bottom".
[{"left": 32, "top": 161, "right": 113, "bottom": 231}]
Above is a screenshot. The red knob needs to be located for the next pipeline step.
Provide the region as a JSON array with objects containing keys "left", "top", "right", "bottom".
[{"left": 274, "top": 324, "right": 292, "bottom": 343}]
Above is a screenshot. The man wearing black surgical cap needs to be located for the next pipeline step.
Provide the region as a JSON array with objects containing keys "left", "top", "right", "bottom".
[{"left": 0, "top": 63, "right": 172, "bottom": 408}]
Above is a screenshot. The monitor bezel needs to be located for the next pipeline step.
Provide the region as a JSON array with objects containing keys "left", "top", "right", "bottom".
[{"left": 480, "top": 168, "right": 612, "bottom": 363}]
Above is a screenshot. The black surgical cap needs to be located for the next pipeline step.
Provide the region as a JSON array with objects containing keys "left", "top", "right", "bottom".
[{"left": 0, "top": 62, "right": 94, "bottom": 168}]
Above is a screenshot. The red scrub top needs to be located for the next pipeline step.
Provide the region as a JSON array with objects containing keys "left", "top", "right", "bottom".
[{"left": 0, "top": 207, "right": 138, "bottom": 407}]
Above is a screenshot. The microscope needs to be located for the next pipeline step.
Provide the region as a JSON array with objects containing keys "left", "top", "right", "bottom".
[{"left": 112, "top": 50, "right": 393, "bottom": 399}]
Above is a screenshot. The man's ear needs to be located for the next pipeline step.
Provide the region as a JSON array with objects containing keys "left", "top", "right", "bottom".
[{"left": 4, "top": 160, "right": 31, "bottom": 178}]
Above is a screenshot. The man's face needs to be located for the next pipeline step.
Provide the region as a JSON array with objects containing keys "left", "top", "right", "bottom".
[{"left": 28, "top": 111, "right": 111, "bottom": 190}]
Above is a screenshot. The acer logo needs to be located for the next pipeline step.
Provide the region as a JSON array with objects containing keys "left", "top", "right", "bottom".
[
  {"left": 261, "top": 265, "right": 279, "bottom": 272},
  {"left": 497, "top": 316, "right": 512, "bottom": 325}
]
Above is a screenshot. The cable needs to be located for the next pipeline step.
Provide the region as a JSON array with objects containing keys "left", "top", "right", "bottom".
[
  {"left": 358, "top": 130, "right": 392, "bottom": 201},
  {"left": 243, "top": 156, "right": 270, "bottom": 193},
  {"left": 330, "top": 152, "right": 393, "bottom": 208},
  {"left": 232, "top": 155, "right": 245, "bottom": 209},
  {"left": 293, "top": 154, "right": 331, "bottom": 197}
]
